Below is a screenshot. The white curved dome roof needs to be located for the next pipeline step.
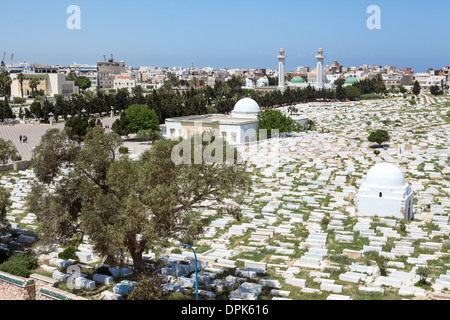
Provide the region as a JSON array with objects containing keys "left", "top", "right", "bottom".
[
  {"left": 233, "top": 98, "right": 260, "bottom": 113},
  {"left": 365, "top": 163, "right": 405, "bottom": 188}
]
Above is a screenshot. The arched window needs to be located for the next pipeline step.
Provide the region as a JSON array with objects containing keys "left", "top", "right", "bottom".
[{"left": 379, "top": 192, "right": 383, "bottom": 198}]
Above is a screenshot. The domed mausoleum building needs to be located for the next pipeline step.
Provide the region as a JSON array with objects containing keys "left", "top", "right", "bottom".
[
  {"left": 290, "top": 76, "right": 305, "bottom": 84},
  {"left": 356, "top": 163, "right": 414, "bottom": 220},
  {"left": 344, "top": 77, "right": 358, "bottom": 86},
  {"left": 163, "top": 97, "right": 260, "bottom": 145},
  {"left": 231, "top": 97, "right": 261, "bottom": 119}
]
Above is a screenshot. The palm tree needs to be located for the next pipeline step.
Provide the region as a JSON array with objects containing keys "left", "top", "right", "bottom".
[
  {"left": 190, "top": 77, "right": 199, "bottom": 89},
  {"left": 132, "top": 85, "right": 144, "bottom": 103},
  {"left": 4, "top": 76, "right": 12, "bottom": 101},
  {"left": 218, "top": 83, "right": 231, "bottom": 99},
  {"left": 29, "top": 78, "right": 40, "bottom": 98},
  {"left": 83, "top": 90, "right": 95, "bottom": 115},
  {"left": 17, "top": 73, "right": 25, "bottom": 98},
  {"left": 0, "top": 74, "right": 12, "bottom": 101}
]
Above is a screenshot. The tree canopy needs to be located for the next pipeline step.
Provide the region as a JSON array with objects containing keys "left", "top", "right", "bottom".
[
  {"left": 0, "top": 138, "right": 21, "bottom": 164},
  {"left": 124, "top": 104, "right": 160, "bottom": 134},
  {"left": 344, "top": 86, "right": 361, "bottom": 101},
  {"left": 75, "top": 76, "right": 92, "bottom": 92},
  {"left": 413, "top": 81, "right": 421, "bottom": 96},
  {"left": 430, "top": 85, "right": 443, "bottom": 96},
  {"left": 65, "top": 116, "right": 90, "bottom": 143},
  {"left": 29, "top": 128, "right": 252, "bottom": 274},
  {"left": 258, "top": 109, "right": 303, "bottom": 137},
  {"left": 368, "top": 129, "right": 391, "bottom": 146}
]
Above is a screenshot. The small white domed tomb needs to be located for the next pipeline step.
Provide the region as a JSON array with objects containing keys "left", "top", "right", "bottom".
[{"left": 356, "top": 163, "right": 414, "bottom": 220}]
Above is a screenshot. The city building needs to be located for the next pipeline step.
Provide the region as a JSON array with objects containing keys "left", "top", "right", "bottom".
[
  {"left": 10, "top": 73, "right": 79, "bottom": 97},
  {"left": 113, "top": 74, "right": 136, "bottom": 92},
  {"left": 287, "top": 48, "right": 335, "bottom": 90},
  {"left": 97, "top": 59, "right": 126, "bottom": 90},
  {"left": 414, "top": 73, "right": 446, "bottom": 90}
]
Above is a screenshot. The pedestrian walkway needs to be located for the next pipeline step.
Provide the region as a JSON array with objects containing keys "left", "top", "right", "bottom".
[{"left": 0, "top": 117, "right": 118, "bottom": 161}]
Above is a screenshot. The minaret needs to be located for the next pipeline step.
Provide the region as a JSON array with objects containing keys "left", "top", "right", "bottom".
[
  {"left": 277, "top": 48, "right": 286, "bottom": 92},
  {"left": 315, "top": 47, "right": 325, "bottom": 89}
]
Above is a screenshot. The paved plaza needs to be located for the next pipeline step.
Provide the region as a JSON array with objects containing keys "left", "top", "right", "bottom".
[{"left": 0, "top": 117, "right": 118, "bottom": 161}]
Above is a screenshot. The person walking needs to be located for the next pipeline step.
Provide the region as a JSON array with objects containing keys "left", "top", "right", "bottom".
[{"left": 19, "top": 135, "right": 22, "bottom": 143}]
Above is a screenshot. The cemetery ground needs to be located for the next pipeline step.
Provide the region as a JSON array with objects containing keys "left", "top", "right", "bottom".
[{"left": 0, "top": 94, "right": 449, "bottom": 300}]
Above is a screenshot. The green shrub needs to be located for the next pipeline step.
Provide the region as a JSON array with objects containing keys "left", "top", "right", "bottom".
[
  {"left": 58, "top": 246, "right": 78, "bottom": 260},
  {"left": 206, "top": 105, "right": 218, "bottom": 114},
  {"left": 320, "top": 216, "right": 330, "bottom": 227},
  {"left": 329, "top": 255, "right": 353, "bottom": 265},
  {"left": 443, "top": 240, "right": 450, "bottom": 251},
  {"left": 13, "top": 97, "right": 26, "bottom": 104},
  {"left": 118, "top": 146, "right": 129, "bottom": 154},
  {"left": 0, "top": 252, "right": 38, "bottom": 278}
]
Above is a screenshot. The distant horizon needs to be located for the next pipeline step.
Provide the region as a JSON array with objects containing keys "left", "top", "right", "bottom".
[
  {"left": 10, "top": 56, "right": 435, "bottom": 74},
  {"left": 2, "top": 0, "right": 449, "bottom": 74}
]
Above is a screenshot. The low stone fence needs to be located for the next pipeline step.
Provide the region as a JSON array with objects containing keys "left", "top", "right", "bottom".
[
  {"left": 0, "top": 160, "right": 32, "bottom": 172},
  {"left": 0, "top": 271, "right": 88, "bottom": 300},
  {"left": 0, "top": 271, "right": 35, "bottom": 300}
]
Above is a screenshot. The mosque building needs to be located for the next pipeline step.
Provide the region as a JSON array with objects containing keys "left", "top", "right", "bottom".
[
  {"left": 356, "top": 163, "right": 414, "bottom": 220},
  {"left": 277, "top": 47, "right": 336, "bottom": 91}
]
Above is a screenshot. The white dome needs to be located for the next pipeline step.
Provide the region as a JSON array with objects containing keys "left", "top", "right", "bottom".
[
  {"left": 233, "top": 98, "right": 260, "bottom": 113},
  {"left": 364, "top": 163, "right": 405, "bottom": 188}
]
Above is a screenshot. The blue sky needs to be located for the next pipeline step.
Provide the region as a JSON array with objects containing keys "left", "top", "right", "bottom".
[{"left": 1, "top": 0, "right": 449, "bottom": 72}]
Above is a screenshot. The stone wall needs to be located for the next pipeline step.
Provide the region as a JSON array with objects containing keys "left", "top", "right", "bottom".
[
  {"left": 0, "top": 271, "right": 88, "bottom": 300},
  {"left": 30, "top": 274, "right": 59, "bottom": 301},
  {"left": 0, "top": 164, "right": 14, "bottom": 172},
  {"left": 0, "top": 160, "right": 32, "bottom": 172},
  {"left": 38, "top": 285, "right": 88, "bottom": 301},
  {"left": 0, "top": 271, "right": 35, "bottom": 300},
  {"left": 13, "top": 160, "right": 32, "bottom": 171}
]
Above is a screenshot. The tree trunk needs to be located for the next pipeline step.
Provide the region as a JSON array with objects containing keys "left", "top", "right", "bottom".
[{"left": 130, "top": 248, "right": 146, "bottom": 275}]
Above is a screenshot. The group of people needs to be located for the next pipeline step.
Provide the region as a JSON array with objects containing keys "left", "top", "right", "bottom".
[{"left": 19, "top": 135, "right": 28, "bottom": 143}]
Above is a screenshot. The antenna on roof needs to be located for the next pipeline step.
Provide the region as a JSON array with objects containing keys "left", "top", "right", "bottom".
[{"left": 103, "top": 55, "right": 107, "bottom": 62}]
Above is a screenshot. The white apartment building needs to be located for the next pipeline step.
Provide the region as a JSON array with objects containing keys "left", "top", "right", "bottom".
[
  {"left": 113, "top": 74, "right": 136, "bottom": 92},
  {"left": 414, "top": 73, "right": 446, "bottom": 90}
]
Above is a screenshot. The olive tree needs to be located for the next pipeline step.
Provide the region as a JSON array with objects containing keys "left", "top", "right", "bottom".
[{"left": 29, "top": 127, "right": 252, "bottom": 274}]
